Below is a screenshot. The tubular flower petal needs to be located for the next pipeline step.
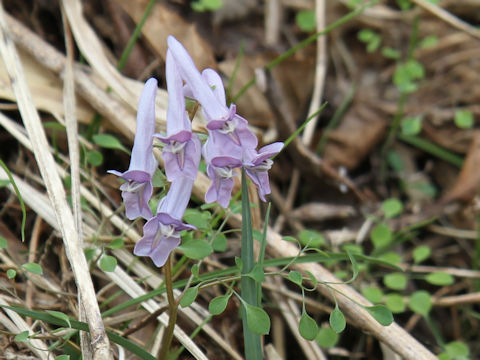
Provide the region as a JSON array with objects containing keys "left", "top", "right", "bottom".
[
  {"left": 244, "top": 142, "right": 284, "bottom": 201},
  {"left": 108, "top": 78, "right": 158, "bottom": 219},
  {"left": 134, "top": 176, "right": 195, "bottom": 266},
  {"left": 155, "top": 50, "right": 201, "bottom": 181}
]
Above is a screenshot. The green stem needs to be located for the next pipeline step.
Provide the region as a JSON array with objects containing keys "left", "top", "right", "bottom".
[
  {"left": 158, "top": 255, "right": 178, "bottom": 360},
  {"left": 117, "top": 0, "right": 156, "bottom": 72},
  {"left": 240, "top": 169, "right": 262, "bottom": 359}
]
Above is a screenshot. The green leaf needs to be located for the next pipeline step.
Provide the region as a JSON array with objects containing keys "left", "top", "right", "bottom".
[
  {"left": 401, "top": 116, "right": 423, "bottom": 136},
  {"left": 298, "top": 229, "right": 326, "bottom": 248},
  {"left": 92, "top": 134, "right": 128, "bottom": 153},
  {"left": 381, "top": 47, "right": 401, "bottom": 59},
  {"left": 419, "top": 35, "right": 438, "bottom": 48},
  {"left": 191, "top": 0, "right": 223, "bottom": 12},
  {"left": 383, "top": 272, "right": 407, "bottom": 290},
  {"left": 183, "top": 209, "right": 211, "bottom": 230},
  {"left": 14, "top": 330, "right": 29, "bottom": 342},
  {"left": 212, "top": 233, "right": 227, "bottom": 252},
  {"left": 362, "top": 286, "right": 384, "bottom": 303},
  {"left": 0, "top": 179, "right": 10, "bottom": 188},
  {"left": 108, "top": 238, "right": 124, "bottom": 250},
  {"left": 0, "top": 236, "right": 7, "bottom": 248},
  {"left": 86, "top": 150, "right": 103, "bottom": 166},
  {"left": 191, "top": 264, "right": 200, "bottom": 278},
  {"left": 329, "top": 305, "right": 346, "bottom": 334},
  {"left": 409, "top": 290, "right": 432, "bottom": 316},
  {"left": 288, "top": 270, "right": 303, "bottom": 286},
  {"left": 316, "top": 327, "right": 339, "bottom": 348},
  {"left": 299, "top": 311, "right": 318, "bottom": 340},
  {"left": 425, "top": 272, "right": 454, "bottom": 286},
  {"left": 378, "top": 252, "right": 403, "bottom": 265},
  {"left": 55, "top": 356, "right": 71, "bottom": 360},
  {"left": 296, "top": 10, "right": 316, "bottom": 32},
  {"left": 209, "top": 294, "right": 230, "bottom": 315},
  {"left": 46, "top": 310, "right": 71, "bottom": 328},
  {"left": 246, "top": 264, "right": 265, "bottom": 283},
  {"left": 245, "top": 303, "right": 270, "bottom": 335},
  {"left": 371, "top": 223, "right": 393, "bottom": 249},
  {"left": 22, "top": 262, "right": 43, "bottom": 275},
  {"left": 382, "top": 198, "right": 403, "bottom": 218},
  {"left": 454, "top": 110, "right": 474, "bottom": 129},
  {"left": 396, "top": 0, "right": 413, "bottom": 10},
  {"left": 385, "top": 293, "right": 406, "bottom": 313},
  {"left": 413, "top": 245, "right": 431, "bottom": 264},
  {"left": 7, "top": 269, "right": 16, "bottom": 279},
  {"left": 180, "top": 286, "right": 199, "bottom": 308},
  {"left": 366, "top": 305, "right": 393, "bottom": 326},
  {"left": 445, "top": 341, "right": 470, "bottom": 357},
  {"left": 178, "top": 238, "right": 213, "bottom": 260},
  {"left": 99, "top": 255, "right": 117, "bottom": 272}
]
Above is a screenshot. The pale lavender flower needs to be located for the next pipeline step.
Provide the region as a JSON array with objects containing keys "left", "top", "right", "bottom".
[
  {"left": 134, "top": 176, "right": 195, "bottom": 267},
  {"left": 203, "top": 133, "right": 243, "bottom": 207},
  {"left": 108, "top": 78, "right": 158, "bottom": 220},
  {"left": 244, "top": 142, "right": 284, "bottom": 201},
  {"left": 155, "top": 50, "right": 201, "bottom": 181}
]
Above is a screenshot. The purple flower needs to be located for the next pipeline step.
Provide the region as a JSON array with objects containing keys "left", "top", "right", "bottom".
[
  {"left": 134, "top": 176, "right": 195, "bottom": 267},
  {"left": 155, "top": 50, "right": 201, "bottom": 181},
  {"left": 108, "top": 78, "right": 158, "bottom": 220},
  {"left": 244, "top": 142, "right": 284, "bottom": 201}
]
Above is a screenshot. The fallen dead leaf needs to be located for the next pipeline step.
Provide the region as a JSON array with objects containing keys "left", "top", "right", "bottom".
[
  {"left": 114, "top": 0, "right": 216, "bottom": 70},
  {"left": 441, "top": 131, "right": 480, "bottom": 204}
]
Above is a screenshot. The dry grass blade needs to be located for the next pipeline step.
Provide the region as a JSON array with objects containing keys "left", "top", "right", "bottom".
[
  {"left": 0, "top": 4, "right": 112, "bottom": 360},
  {"left": 0, "top": 295, "right": 53, "bottom": 360}
]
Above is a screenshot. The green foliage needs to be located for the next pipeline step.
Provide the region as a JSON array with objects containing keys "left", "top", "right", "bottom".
[
  {"left": 393, "top": 59, "right": 425, "bottom": 93},
  {"left": 46, "top": 310, "right": 72, "bottom": 328},
  {"left": 365, "top": 305, "right": 394, "bottom": 326},
  {"left": 246, "top": 264, "right": 265, "bottom": 283},
  {"left": 92, "top": 134, "right": 129, "bottom": 153},
  {"left": 401, "top": 116, "right": 423, "bottom": 136},
  {"left": 191, "top": 0, "right": 223, "bottom": 12},
  {"left": 14, "top": 330, "right": 29, "bottom": 342},
  {"left": 381, "top": 47, "right": 401, "bottom": 59},
  {"left": 298, "top": 229, "right": 326, "bottom": 248},
  {"left": 0, "top": 236, "right": 7, "bottom": 248},
  {"left": 382, "top": 198, "right": 403, "bottom": 218},
  {"left": 100, "top": 255, "right": 117, "bottom": 272},
  {"left": 385, "top": 293, "right": 406, "bottom": 313},
  {"left": 55, "top": 356, "right": 71, "bottom": 360},
  {"left": 7, "top": 269, "right": 16, "bottom": 279},
  {"left": 329, "top": 305, "right": 346, "bottom": 333},
  {"left": 178, "top": 236, "right": 213, "bottom": 260},
  {"left": 425, "top": 272, "right": 454, "bottom": 286},
  {"left": 180, "top": 286, "right": 199, "bottom": 308},
  {"left": 438, "top": 341, "right": 471, "bottom": 360},
  {"left": 212, "top": 233, "right": 227, "bottom": 252},
  {"left": 362, "top": 286, "right": 384, "bottom": 303},
  {"left": 22, "top": 262, "right": 43, "bottom": 275},
  {"left": 296, "top": 10, "right": 316, "bottom": 32},
  {"left": 454, "top": 110, "right": 474, "bottom": 129},
  {"left": 299, "top": 311, "right": 318, "bottom": 340},
  {"left": 383, "top": 272, "right": 407, "bottom": 290},
  {"left": 419, "top": 35, "right": 438, "bottom": 48},
  {"left": 357, "top": 29, "right": 382, "bottom": 52},
  {"left": 396, "top": 0, "right": 413, "bottom": 10},
  {"left": 316, "top": 327, "right": 339, "bottom": 348},
  {"left": 244, "top": 302, "right": 270, "bottom": 335},
  {"left": 108, "top": 238, "right": 124, "bottom": 250},
  {"left": 86, "top": 150, "right": 103, "bottom": 166},
  {"left": 371, "top": 223, "right": 393, "bottom": 249},
  {"left": 288, "top": 270, "right": 303, "bottom": 286},
  {"left": 209, "top": 294, "right": 231, "bottom": 315},
  {"left": 413, "top": 245, "right": 431, "bottom": 264},
  {"left": 409, "top": 290, "right": 432, "bottom": 316},
  {"left": 378, "top": 252, "right": 403, "bottom": 265},
  {"left": 183, "top": 209, "right": 211, "bottom": 230}
]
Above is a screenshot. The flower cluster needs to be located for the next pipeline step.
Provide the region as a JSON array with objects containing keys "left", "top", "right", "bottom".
[{"left": 109, "top": 36, "right": 283, "bottom": 267}]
